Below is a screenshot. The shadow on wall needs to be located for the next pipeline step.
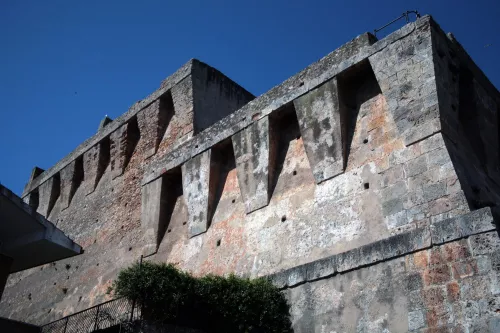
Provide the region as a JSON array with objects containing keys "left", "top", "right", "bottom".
[
  {"left": 443, "top": 66, "right": 500, "bottom": 216},
  {"left": 338, "top": 59, "right": 383, "bottom": 169}
]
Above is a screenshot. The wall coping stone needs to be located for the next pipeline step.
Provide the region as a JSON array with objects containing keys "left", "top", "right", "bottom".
[{"left": 268, "top": 207, "right": 496, "bottom": 288}]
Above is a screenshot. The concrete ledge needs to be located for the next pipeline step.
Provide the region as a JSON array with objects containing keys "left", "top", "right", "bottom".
[
  {"left": 268, "top": 207, "right": 496, "bottom": 288},
  {"left": 143, "top": 16, "right": 433, "bottom": 185},
  {"left": 0, "top": 184, "right": 83, "bottom": 272}
]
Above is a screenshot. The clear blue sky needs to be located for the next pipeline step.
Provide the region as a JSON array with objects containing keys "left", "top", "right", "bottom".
[{"left": 1, "top": 0, "right": 499, "bottom": 195}]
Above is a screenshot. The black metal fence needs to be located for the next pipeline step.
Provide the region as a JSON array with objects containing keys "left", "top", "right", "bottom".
[{"left": 40, "top": 297, "right": 140, "bottom": 333}]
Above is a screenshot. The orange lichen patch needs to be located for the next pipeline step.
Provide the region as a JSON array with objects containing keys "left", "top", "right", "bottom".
[
  {"left": 199, "top": 216, "right": 247, "bottom": 277},
  {"left": 221, "top": 169, "right": 240, "bottom": 193},
  {"left": 414, "top": 250, "right": 430, "bottom": 270}
]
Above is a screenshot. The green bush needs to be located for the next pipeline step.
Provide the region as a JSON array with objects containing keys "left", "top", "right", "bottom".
[{"left": 113, "top": 262, "right": 292, "bottom": 333}]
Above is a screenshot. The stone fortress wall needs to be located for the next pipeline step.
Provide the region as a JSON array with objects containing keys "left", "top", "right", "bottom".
[{"left": 1, "top": 15, "right": 500, "bottom": 332}]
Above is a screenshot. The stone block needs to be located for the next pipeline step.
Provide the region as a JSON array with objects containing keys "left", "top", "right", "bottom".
[
  {"left": 232, "top": 117, "right": 271, "bottom": 213},
  {"left": 423, "top": 265, "right": 451, "bottom": 286},
  {"left": 469, "top": 231, "right": 500, "bottom": 256},
  {"left": 405, "top": 154, "right": 429, "bottom": 178},
  {"left": 431, "top": 207, "right": 496, "bottom": 244},
  {"left": 408, "top": 310, "right": 426, "bottom": 331},
  {"left": 423, "top": 182, "right": 447, "bottom": 202},
  {"left": 293, "top": 78, "right": 344, "bottom": 183}
]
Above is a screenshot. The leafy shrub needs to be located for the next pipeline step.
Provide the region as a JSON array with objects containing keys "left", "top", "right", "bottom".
[{"left": 113, "top": 262, "right": 292, "bottom": 333}]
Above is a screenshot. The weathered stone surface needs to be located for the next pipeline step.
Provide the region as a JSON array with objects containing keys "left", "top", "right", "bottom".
[
  {"left": 36, "top": 176, "right": 60, "bottom": 218},
  {"left": 182, "top": 150, "right": 213, "bottom": 237},
  {"left": 82, "top": 140, "right": 110, "bottom": 195},
  {"left": 293, "top": 78, "right": 344, "bottom": 183},
  {"left": 369, "top": 17, "right": 440, "bottom": 147},
  {"left": 110, "top": 120, "right": 140, "bottom": 179},
  {"left": 59, "top": 158, "right": 83, "bottom": 210},
  {"left": 141, "top": 176, "right": 165, "bottom": 255},
  {"left": 431, "top": 207, "right": 496, "bottom": 244},
  {"left": 232, "top": 117, "right": 271, "bottom": 213},
  {"left": 270, "top": 226, "right": 431, "bottom": 288},
  {"left": 4, "top": 15, "right": 500, "bottom": 333}
]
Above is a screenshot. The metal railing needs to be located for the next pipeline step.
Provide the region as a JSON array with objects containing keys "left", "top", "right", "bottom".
[
  {"left": 374, "top": 10, "right": 421, "bottom": 37},
  {"left": 40, "top": 297, "right": 140, "bottom": 333}
]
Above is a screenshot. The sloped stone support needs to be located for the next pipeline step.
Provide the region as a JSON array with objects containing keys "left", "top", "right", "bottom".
[
  {"left": 182, "top": 150, "right": 212, "bottom": 238},
  {"left": 137, "top": 97, "right": 171, "bottom": 159},
  {"left": 110, "top": 120, "right": 139, "bottom": 179},
  {"left": 141, "top": 176, "right": 165, "bottom": 255},
  {"left": 293, "top": 78, "right": 344, "bottom": 183},
  {"left": 369, "top": 19, "right": 440, "bottom": 146},
  {"left": 83, "top": 140, "right": 110, "bottom": 195},
  {"left": 36, "top": 175, "right": 60, "bottom": 218},
  {"left": 59, "top": 158, "right": 83, "bottom": 210},
  {"left": 232, "top": 117, "right": 271, "bottom": 213}
]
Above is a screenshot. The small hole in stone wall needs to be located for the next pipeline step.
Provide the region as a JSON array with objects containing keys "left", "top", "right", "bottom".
[
  {"left": 363, "top": 138, "right": 368, "bottom": 144},
  {"left": 67, "top": 276, "right": 69, "bottom": 280},
  {"left": 216, "top": 239, "right": 221, "bottom": 247},
  {"left": 53, "top": 282, "right": 57, "bottom": 286},
  {"left": 364, "top": 183, "right": 369, "bottom": 189},
  {"left": 28, "top": 293, "right": 32, "bottom": 301},
  {"left": 111, "top": 188, "right": 114, "bottom": 192},
  {"left": 76, "top": 266, "right": 79, "bottom": 270},
  {"left": 293, "top": 170, "right": 297, "bottom": 176},
  {"left": 231, "top": 199, "right": 236, "bottom": 203},
  {"left": 183, "top": 221, "right": 187, "bottom": 225},
  {"left": 96, "top": 263, "right": 99, "bottom": 266},
  {"left": 95, "top": 219, "right": 99, "bottom": 222},
  {"left": 167, "top": 229, "right": 171, "bottom": 233},
  {"left": 48, "top": 309, "right": 51, "bottom": 313},
  {"left": 195, "top": 145, "right": 199, "bottom": 149},
  {"left": 94, "top": 239, "right": 97, "bottom": 244},
  {"left": 281, "top": 215, "right": 287, "bottom": 222},
  {"left": 62, "top": 288, "right": 68, "bottom": 294},
  {"left": 78, "top": 296, "right": 82, "bottom": 302},
  {"left": 124, "top": 203, "right": 128, "bottom": 207},
  {"left": 129, "top": 247, "right": 132, "bottom": 251},
  {"left": 65, "top": 264, "right": 71, "bottom": 270},
  {"left": 121, "top": 225, "right": 124, "bottom": 229},
  {"left": 298, "top": 81, "right": 304, "bottom": 87}
]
